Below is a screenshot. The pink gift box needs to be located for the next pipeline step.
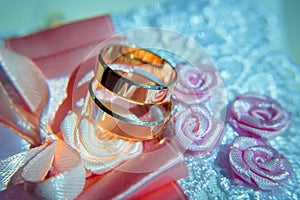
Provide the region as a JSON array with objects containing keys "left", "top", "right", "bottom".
[{"left": 3, "top": 14, "right": 188, "bottom": 199}]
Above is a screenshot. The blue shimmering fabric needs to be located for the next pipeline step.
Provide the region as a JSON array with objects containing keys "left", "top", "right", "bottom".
[{"left": 112, "top": 0, "right": 300, "bottom": 199}]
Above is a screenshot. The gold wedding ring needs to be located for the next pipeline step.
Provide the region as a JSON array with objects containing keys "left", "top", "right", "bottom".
[
  {"left": 88, "top": 78, "right": 172, "bottom": 140},
  {"left": 96, "top": 45, "right": 177, "bottom": 104},
  {"left": 88, "top": 44, "right": 177, "bottom": 140}
]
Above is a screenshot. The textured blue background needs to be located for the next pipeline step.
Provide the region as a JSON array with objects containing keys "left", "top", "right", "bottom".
[{"left": 111, "top": 0, "right": 300, "bottom": 199}]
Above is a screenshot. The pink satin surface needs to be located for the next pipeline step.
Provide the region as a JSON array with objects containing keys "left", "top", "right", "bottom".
[
  {"left": 78, "top": 139, "right": 188, "bottom": 200},
  {"left": 5, "top": 15, "right": 116, "bottom": 129},
  {"left": 0, "top": 181, "right": 186, "bottom": 200},
  {"left": 133, "top": 182, "right": 188, "bottom": 200},
  {"left": 5, "top": 15, "right": 114, "bottom": 60},
  {"left": 2, "top": 14, "right": 189, "bottom": 199}
]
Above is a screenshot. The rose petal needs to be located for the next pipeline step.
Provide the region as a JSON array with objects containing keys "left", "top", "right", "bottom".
[
  {"left": 174, "top": 106, "right": 223, "bottom": 154},
  {"left": 61, "top": 110, "right": 142, "bottom": 174},
  {"left": 172, "top": 62, "right": 219, "bottom": 104},
  {"left": 229, "top": 93, "right": 292, "bottom": 139},
  {"left": 229, "top": 137, "right": 292, "bottom": 190}
]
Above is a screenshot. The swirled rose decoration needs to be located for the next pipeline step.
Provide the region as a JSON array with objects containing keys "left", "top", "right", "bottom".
[
  {"left": 173, "top": 106, "right": 223, "bottom": 154},
  {"left": 229, "top": 93, "right": 292, "bottom": 140},
  {"left": 229, "top": 137, "right": 292, "bottom": 190},
  {"left": 61, "top": 110, "right": 142, "bottom": 174},
  {"left": 172, "top": 62, "right": 219, "bottom": 104}
]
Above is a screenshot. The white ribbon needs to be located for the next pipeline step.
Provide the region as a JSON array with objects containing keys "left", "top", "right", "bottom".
[{"left": 0, "top": 48, "right": 86, "bottom": 199}]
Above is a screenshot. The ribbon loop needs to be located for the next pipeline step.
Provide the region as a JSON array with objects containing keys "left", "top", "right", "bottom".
[
  {"left": 23, "top": 140, "right": 86, "bottom": 200},
  {"left": 0, "top": 145, "right": 46, "bottom": 191}
]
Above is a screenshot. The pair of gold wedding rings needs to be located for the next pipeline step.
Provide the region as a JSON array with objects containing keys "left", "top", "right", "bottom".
[{"left": 88, "top": 45, "right": 177, "bottom": 140}]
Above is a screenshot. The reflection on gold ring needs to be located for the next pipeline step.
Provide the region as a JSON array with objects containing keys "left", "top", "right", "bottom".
[
  {"left": 88, "top": 78, "right": 173, "bottom": 140},
  {"left": 96, "top": 45, "right": 177, "bottom": 104}
]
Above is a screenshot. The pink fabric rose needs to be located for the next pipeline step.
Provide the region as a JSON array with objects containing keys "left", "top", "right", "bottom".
[
  {"left": 172, "top": 62, "right": 219, "bottom": 104},
  {"left": 229, "top": 93, "right": 292, "bottom": 140},
  {"left": 229, "top": 137, "right": 292, "bottom": 190},
  {"left": 173, "top": 106, "right": 223, "bottom": 154}
]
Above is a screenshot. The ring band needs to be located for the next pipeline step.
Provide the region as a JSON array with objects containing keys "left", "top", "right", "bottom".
[
  {"left": 96, "top": 45, "right": 177, "bottom": 104},
  {"left": 88, "top": 78, "right": 173, "bottom": 140}
]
